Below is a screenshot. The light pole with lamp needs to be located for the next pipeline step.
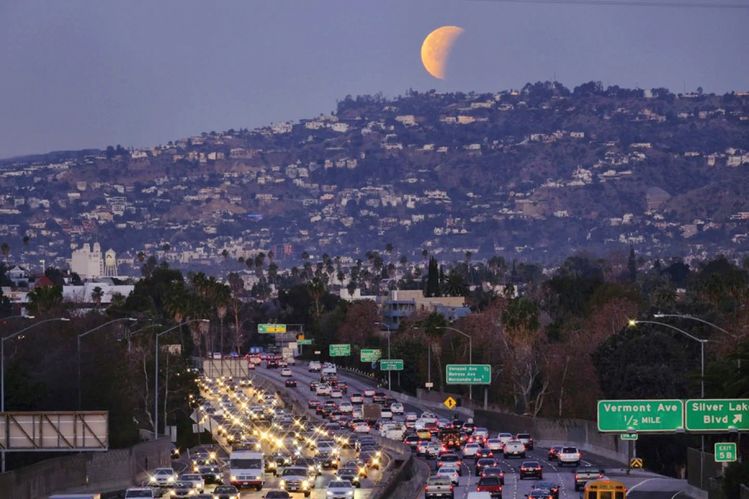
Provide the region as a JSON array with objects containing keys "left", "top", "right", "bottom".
[
  {"left": 628, "top": 318, "right": 709, "bottom": 487},
  {"left": 77, "top": 317, "right": 137, "bottom": 409},
  {"left": 125, "top": 323, "right": 163, "bottom": 353},
  {"left": 154, "top": 319, "right": 209, "bottom": 439},
  {"left": 1, "top": 316, "right": 70, "bottom": 472},
  {"left": 437, "top": 325, "right": 474, "bottom": 401}
]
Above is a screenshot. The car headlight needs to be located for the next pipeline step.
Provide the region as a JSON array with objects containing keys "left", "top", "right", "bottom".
[
  {"left": 167, "top": 476, "right": 175, "bottom": 483},
  {"left": 280, "top": 479, "right": 286, "bottom": 488},
  {"left": 346, "top": 491, "right": 354, "bottom": 496},
  {"left": 230, "top": 475, "right": 237, "bottom": 481},
  {"left": 302, "top": 480, "right": 309, "bottom": 489}
]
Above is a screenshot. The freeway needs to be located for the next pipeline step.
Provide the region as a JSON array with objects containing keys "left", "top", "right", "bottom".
[{"left": 255, "top": 362, "right": 697, "bottom": 499}]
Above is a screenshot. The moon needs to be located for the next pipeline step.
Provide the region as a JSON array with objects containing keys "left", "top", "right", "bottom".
[{"left": 421, "top": 26, "right": 464, "bottom": 80}]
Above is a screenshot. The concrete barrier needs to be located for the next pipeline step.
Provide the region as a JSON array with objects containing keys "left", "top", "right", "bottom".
[{"left": 0, "top": 438, "right": 172, "bottom": 499}]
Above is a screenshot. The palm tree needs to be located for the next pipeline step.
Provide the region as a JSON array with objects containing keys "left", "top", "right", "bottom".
[
  {"left": 91, "top": 286, "right": 104, "bottom": 310},
  {"left": 27, "top": 285, "right": 63, "bottom": 316}
]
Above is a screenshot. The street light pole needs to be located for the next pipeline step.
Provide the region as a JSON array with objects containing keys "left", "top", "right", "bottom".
[
  {"left": 437, "top": 326, "right": 473, "bottom": 401},
  {"left": 77, "top": 317, "right": 137, "bottom": 409},
  {"left": 154, "top": 319, "right": 209, "bottom": 440},
  {"left": 629, "top": 319, "right": 709, "bottom": 487},
  {"left": 374, "top": 322, "right": 392, "bottom": 390},
  {"left": 1, "top": 316, "right": 70, "bottom": 472}
]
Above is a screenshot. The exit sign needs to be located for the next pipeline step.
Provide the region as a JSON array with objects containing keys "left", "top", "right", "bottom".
[{"left": 715, "top": 442, "right": 737, "bottom": 463}]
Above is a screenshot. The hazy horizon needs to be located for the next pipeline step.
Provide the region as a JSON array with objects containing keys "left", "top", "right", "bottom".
[{"left": 1, "top": 0, "right": 747, "bottom": 159}]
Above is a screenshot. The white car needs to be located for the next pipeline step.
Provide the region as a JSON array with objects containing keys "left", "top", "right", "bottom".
[
  {"left": 316, "top": 384, "right": 331, "bottom": 396},
  {"left": 503, "top": 440, "right": 526, "bottom": 458},
  {"left": 178, "top": 473, "right": 205, "bottom": 492},
  {"left": 462, "top": 443, "right": 481, "bottom": 458},
  {"left": 281, "top": 368, "right": 293, "bottom": 377},
  {"left": 390, "top": 402, "right": 404, "bottom": 414},
  {"left": 338, "top": 401, "right": 354, "bottom": 413},
  {"left": 350, "top": 393, "right": 363, "bottom": 404},
  {"left": 497, "top": 432, "right": 513, "bottom": 445},
  {"left": 330, "top": 389, "right": 343, "bottom": 398},
  {"left": 363, "top": 388, "right": 375, "bottom": 397},
  {"left": 353, "top": 422, "right": 370, "bottom": 433},
  {"left": 380, "top": 408, "right": 393, "bottom": 419},
  {"left": 486, "top": 438, "right": 503, "bottom": 451},
  {"left": 309, "top": 361, "right": 322, "bottom": 372},
  {"left": 473, "top": 427, "right": 489, "bottom": 443},
  {"left": 326, "top": 479, "right": 356, "bottom": 499},
  {"left": 557, "top": 446, "right": 582, "bottom": 466},
  {"left": 436, "top": 463, "right": 460, "bottom": 485},
  {"left": 405, "top": 412, "right": 418, "bottom": 422},
  {"left": 148, "top": 467, "right": 177, "bottom": 486}
]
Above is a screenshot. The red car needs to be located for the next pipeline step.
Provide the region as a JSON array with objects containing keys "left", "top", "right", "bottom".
[{"left": 476, "top": 475, "right": 503, "bottom": 498}]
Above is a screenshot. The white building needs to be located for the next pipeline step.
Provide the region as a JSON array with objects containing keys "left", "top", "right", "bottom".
[{"left": 70, "top": 243, "right": 119, "bottom": 279}]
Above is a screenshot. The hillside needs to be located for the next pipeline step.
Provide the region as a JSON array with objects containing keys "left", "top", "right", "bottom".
[{"left": 1, "top": 82, "right": 748, "bottom": 270}]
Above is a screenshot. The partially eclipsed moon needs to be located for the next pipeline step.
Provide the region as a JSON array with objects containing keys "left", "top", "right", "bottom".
[{"left": 421, "top": 25, "right": 464, "bottom": 80}]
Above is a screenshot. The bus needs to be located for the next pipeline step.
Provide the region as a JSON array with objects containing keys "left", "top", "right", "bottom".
[{"left": 582, "top": 479, "right": 627, "bottom": 499}]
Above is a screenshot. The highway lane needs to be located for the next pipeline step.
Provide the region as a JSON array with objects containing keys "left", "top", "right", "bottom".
[{"left": 257, "top": 362, "right": 694, "bottom": 499}]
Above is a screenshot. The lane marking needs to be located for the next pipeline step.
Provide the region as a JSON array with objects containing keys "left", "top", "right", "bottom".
[
  {"left": 671, "top": 492, "right": 683, "bottom": 499},
  {"left": 626, "top": 477, "right": 658, "bottom": 495}
]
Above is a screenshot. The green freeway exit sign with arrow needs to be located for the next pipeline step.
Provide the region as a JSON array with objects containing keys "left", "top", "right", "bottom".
[
  {"left": 597, "top": 399, "right": 684, "bottom": 432},
  {"left": 686, "top": 399, "right": 749, "bottom": 431}
]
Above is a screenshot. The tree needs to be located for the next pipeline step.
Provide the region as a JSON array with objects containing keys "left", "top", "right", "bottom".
[
  {"left": 91, "top": 286, "right": 104, "bottom": 310},
  {"left": 0, "top": 242, "right": 9, "bottom": 259},
  {"left": 627, "top": 246, "right": 637, "bottom": 283},
  {"left": 27, "top": 285, "right": 63, "bottom": 316},
  {"left": 425, "top": 257, "right": 441, "bottom": 297}
]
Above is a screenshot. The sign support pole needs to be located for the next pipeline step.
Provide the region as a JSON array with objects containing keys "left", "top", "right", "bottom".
[
  {"left": 627, "top": 440, "right": 632, "bottom": 475},
  {"left": 484, "top": 387, "right": 488, "bottom": 410}
]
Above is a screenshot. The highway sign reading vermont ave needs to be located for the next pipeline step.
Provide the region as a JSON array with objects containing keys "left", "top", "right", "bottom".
[
  {"left": 686, "top": 399, "right": 749, "bottom": 431},
  {"left": 446, "top": 364, "right": 491, "bottom": 385},
  {"left": 329, "top": 344, "right": 351, "bottom": 357},
  {"left": 258, "top": 323, "right": 287, "bottom": 334},
  {"left": 597, "top": 400, "right": 684, "bottom": 432}
]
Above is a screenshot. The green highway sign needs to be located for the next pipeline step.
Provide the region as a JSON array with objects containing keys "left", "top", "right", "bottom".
[
  {"left": 597, "top": 400, "right": 684, "bottom": 432},
  {"left": 297, "top": 339, "right": 313, "bottom": 345},
  {"left": 714, "top": 442, "right": 737, "bottom": 463},
  {"left": 620, "top": 433, "right": 639, "bottom": 441},
  {"left": 379, "top": 359, "right": 404, "bottom": 371},
  {"left": 685, "top": 399, "right": 749, "bottom": 432},
  {"left": 329, "top": 344, "right": 351, "bottom": 357},
  {"left": 258, "top": 323, "right": 287, "bottom": 334},
  {"left": 446, "top": 364, "right": 491, "bottom": 385},
  {"left": 360, "top": 349, "right": 381, "bottom": 362}
]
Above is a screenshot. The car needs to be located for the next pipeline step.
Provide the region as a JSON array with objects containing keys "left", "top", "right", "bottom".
[
  {"left": 480, "top": 466, "right": 505, "bottom": 484},
  {"left": 279, "top": 466, "right": 313, "bottom": 497},
  {"left": 148, "top": 467, "right": 177, "bottom": 486},
  {"left": 547, "top": 446, "right": 563, "bottom": 460},
  {"left": 475, "top": 457, "right": 499, "bottom": 476},
  {"left": 373, "top": 391, "right": 386, "bottom": 403},
  {"left": 264, "top": 492, "right": 292, "bottom": 499},
  {"left": 390, "top": 402, "right": 404, "bottom": 414},
  {"left": 124, "top": 489, "right": 155, "bottom": 498},
  {"left": 404, "top": 434, "right": 421, "bottom": 450},
  {"left": 476, "top": 448, "right": 494, "bottom": 459},
  {"left": 280, "top": 368, "right": 292, "bottom": 377},
  {"left": 309, "top": 382, "right": 319, "bottom": 392},
  {"left": 486, "top": 438, "right": 503, "bottom": 451},
  {"left": 476, "top": 475, "right": 503, "bottom": 498},
  {"left": 503, "top": 440, "right": 526, "bottom": 458},
  {"left": 178, "top": 473, "right": 205, "bottom": 492},
  {"left": 213, "top": 485, "right": 240, "bottom": 499},
  {"left": 247, "top": 362, "right": 256, "bottom": 370},
  {"left": 331, "top": 389, "right": 343, "bottom": 398},
  {"left": 316, "top": 384, "right": 331, "bottom": 396},
  {"left": 363, "top": 388, "right": 375, "bottom": 397},
  {"left": 437, "top": 453, "right": 462, "bottom": 472},
  {"left": 171, "top": 481, "right": 197, "bottom": 498},
  {"left": 534, "top": 481, "right": 561, "bottom": 499},
  {"left": 405, "top": 412, "right": 418, "bottom": 422},
  {"left": 462, "top": 442, "right": 481, "bottom": 458},
  {"left": 516, "top": 432, "right": 534, "bottom": 450},
  {"left": 527, "top": 489, "right": 555, "bottom": 499},
  {"left": 473, "top": 427, "right": 489, "bottom": 444},
  {"left": 557, "top": 446, "right": 581, "bottom": 466},
  {"left": 353, "top": 421, "right": 370, "bottom": 433},
  {"left": 436, "top": 463, "right": 460, "bottom": 485},
  {"left": 424, "top": 475, "right": 455, "bottom": 499},
  {"left": 574, "top": 468, "right": 606, "bottom": 491},
  {"left": 309, "top": 361, "right": 322, "bottom": 372},
  {"left": 170, "top": 447, "right": 181, "bottom": 459},
  {"left": 196, "top": 463, "right": 223, "bottom": 484},
  {"left": 519, "top": 460, "right": 543, "bottom": 480},
  {"left": 380, "top": 408, "right": 393, "bottom": 419},
  {"left": 326, "top": 479, "right": 356, "bottom": 499},
  {"left": 497, "top": 432, "right": 513, "bottom": 446},
  {"left": 308, "top": 399, "right": 321, "bottom": 409},
  {"left": 350, "top": 393, "right": 364, "bottom": 404},
  {"left": 337, "top": 467, "right": 362, "bottom": 487}
]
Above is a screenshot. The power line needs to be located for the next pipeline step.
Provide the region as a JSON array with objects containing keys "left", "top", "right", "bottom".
[{"left": 471, "top": 0, "right": 749, "bottom": 9}]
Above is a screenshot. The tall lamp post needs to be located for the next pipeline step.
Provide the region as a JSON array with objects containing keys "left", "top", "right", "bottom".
[
  {"left": 374, "top": 322, "right": 392, "bottom": 391},
  {"left": 628, "top": 318, "right": 709, "bottom": 487},
  {"left": 154, "top": 319, "right": 209, "bottom": 439},
  {"left": 77, "top": 317, "right": 137, "bottom": 409},
  {"left": 437, "top": 326, "right": 474, "bottom": 401},
  {"left": 1, "top": 316, "right": 70, "bottom": 472}
]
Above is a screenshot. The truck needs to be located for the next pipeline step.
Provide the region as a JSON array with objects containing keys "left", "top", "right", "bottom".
[
  {"left": 229, "top": 450, "right": 264, "bottom": 490},
  {"left": 424, "top": 475, "right": 454, "bottom": 499}
]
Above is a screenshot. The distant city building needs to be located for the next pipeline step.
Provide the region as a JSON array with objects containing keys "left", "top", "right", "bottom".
[
  {"left": 70, "top": 243, "right": 118, "bottom": 279},
  {"left": 381, "top": 289, "right": 468, "bottom": 330}
]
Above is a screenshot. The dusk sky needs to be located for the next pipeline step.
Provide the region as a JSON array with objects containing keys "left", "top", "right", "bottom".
[{"left": 1, "top": 0, "right": 747, "bottom": 159}]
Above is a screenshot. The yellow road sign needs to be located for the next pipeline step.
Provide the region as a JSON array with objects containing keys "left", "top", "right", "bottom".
[
  {"left": 630, "top": 457, "right": 643, "bottom": 469},
  {"left": 444, "top": 396, "right": 457, "bottom": 410}
]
